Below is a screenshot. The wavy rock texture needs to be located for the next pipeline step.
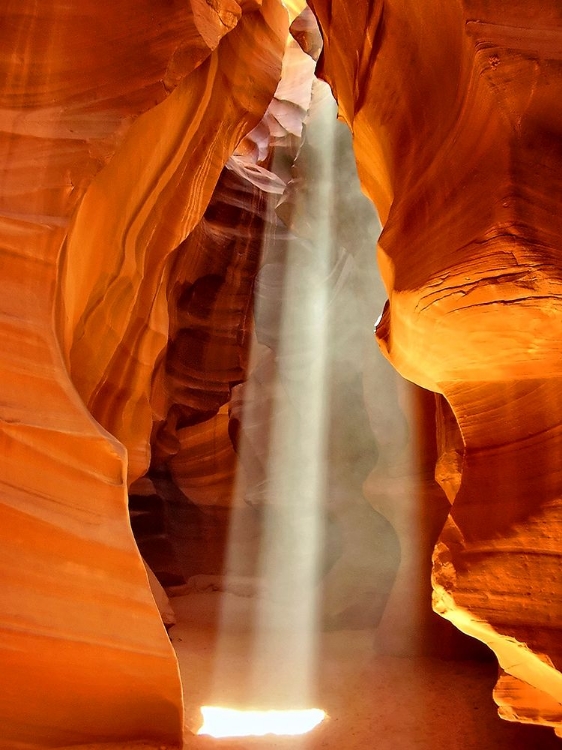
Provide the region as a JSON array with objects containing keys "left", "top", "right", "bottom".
[
  {"left": 0, "top": 0, "right": 288, "bottom": 747},
  {"left": 309, "top": 0, "right": 562, "bottom": 735},
  {"left": 61, "top": 1, "right": 288, "bottom": 485},
  {"left": 5, "top": 0, "right": 562, "bottom": 745},
  {"left": 126, "top": 33, "right": 313, "bottom": 590}
]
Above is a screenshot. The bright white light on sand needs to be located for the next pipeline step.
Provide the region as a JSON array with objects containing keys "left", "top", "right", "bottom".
[{"left": 198, "top": 707, "right": 326, "bottom": 737}]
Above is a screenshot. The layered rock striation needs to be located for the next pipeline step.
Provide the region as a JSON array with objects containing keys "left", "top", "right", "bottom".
[
  {"left": 3, "top": 0, "right": 562, "bottom": 745},
  {"left": 309, "top": 0, "right": 562, "bottom": 735},
  {"left": 0, "top": 1, "right": 288, "bottom": 747}
]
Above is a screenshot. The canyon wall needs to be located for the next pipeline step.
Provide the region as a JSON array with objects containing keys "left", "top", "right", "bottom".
[
  {"left": 2, "top": 0, "right": 562, "bottom": 745},
  {"left": 309, "top": 0, "right": 562, "bottom": 736},
  {"left": 0, "top": 1, "right": 289, "bottom": 747}
]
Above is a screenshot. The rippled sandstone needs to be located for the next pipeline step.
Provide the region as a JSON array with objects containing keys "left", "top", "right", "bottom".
[
  {"left": 309, "top": 0, "right": 562, "bottom": 735},
  {"left": 0, "top": 1, "right": 287, "bottom": 747},
  {"left": 3, "top": 0, "right": 562, "bottom": 745}
]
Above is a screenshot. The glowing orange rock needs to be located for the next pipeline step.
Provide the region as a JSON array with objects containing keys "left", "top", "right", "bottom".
[
  {"left": 61, "top": 2, "right": 288, "bottom": 485},
  {"left": 309, "top": 0, "right": 562, "bottom": 735},
  {"left": 0, "top": 0, "right": 288, "bottom": 747},
  {"left": 148, "top": 32, "right": 316, "bottom": 518}
]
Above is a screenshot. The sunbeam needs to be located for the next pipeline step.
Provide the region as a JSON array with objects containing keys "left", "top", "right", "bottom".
[{"left": 200, "top": 74, "right": 338, "bottom": 728}]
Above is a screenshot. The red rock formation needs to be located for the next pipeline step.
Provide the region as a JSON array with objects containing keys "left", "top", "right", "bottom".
[
  {"left": 60, "top": 2, "right": 288, "bottom": 485},
  {"left": 4, "top": 0, "right": 562, "bottom": 744},
  {"left": 0, "top": 1, "right": 288, "bottom": 747},
  {"left": 309, "top": 0, "right": 562, "bottom": 735},
  {"left": 129, "top": 31, "right": 317, "bottom": 591}
]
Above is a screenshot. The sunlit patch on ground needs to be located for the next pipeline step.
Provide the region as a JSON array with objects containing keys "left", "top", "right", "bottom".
[{"left": 197, "top": 706, "right": 326, "bottom": 737}]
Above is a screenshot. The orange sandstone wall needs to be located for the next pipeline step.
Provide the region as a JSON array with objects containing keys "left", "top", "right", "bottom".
[
  {"left": 0, "top": 1, "right": 287, "bottom": 747},
  {"left": 308, "top": 0, "right": 562, "bottom": 735},
  {"left": 5, "top": 0, "right": 562, "bottom": 742},
  {"left": 60, "top": 1, "right": 288, "bottom": 485}
]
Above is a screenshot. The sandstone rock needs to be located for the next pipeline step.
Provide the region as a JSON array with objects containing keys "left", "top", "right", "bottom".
[
  {"left": 143, "top": 561, "right": 176, "bottom": 629},
  {"left": 4, "top": 0, "right": 562, "bottom": 743},
  {"left": 62, "top": 1, "right": 288, "bottom": 485},
  {"left": 309, "top": 0, "right": 562, "bottom": 733},
  {"left": 0, "top": 1, "right": 288, "bottom": 746}
]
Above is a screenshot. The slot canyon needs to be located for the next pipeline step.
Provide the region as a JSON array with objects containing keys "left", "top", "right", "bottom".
[{"left": 2, "top": 0, "right": 562, "bottom": 748}]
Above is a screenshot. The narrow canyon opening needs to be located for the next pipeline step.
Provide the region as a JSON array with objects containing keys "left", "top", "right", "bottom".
[{"left": 126, "top": 66, "right": 557, "bottom": 747}]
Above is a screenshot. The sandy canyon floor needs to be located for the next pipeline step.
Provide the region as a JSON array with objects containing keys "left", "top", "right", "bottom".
[{"left": 58, "top": 589, "right": 561, "bottom": 750}]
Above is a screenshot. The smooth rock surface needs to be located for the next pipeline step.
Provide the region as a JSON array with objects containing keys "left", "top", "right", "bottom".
[
  {"left": 0, "top": 1, "right": 288, "bottom": 747},
  {"left": 4, "top": 0, "right": 562, "bottom": 745},
  {"left": 308, "top": 0, "right": 562, "bottom": 734}
]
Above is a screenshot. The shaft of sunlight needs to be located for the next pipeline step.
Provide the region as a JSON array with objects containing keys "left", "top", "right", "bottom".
[
  {"left": 249, "top": 85, "right": 337, "bottom": 706},
  {"left": 201, "top": 82, "right": 338, "bottom": 733}
]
